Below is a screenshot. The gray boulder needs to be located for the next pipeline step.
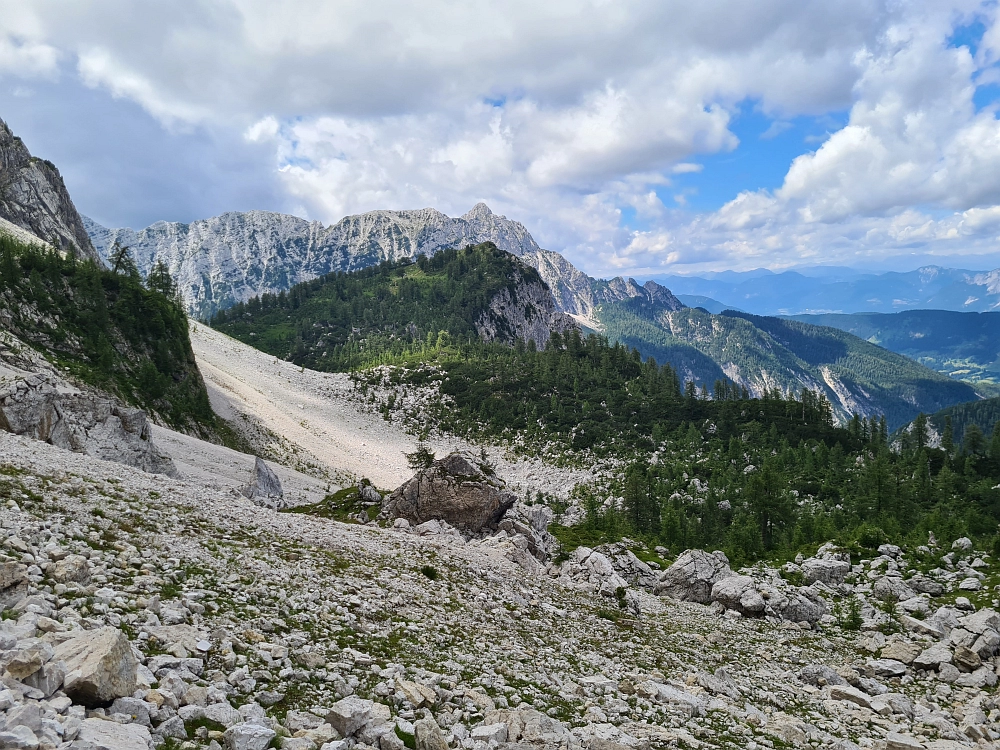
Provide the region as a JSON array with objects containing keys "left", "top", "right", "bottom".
[
  {"left": 912, "top": 642, "right": 953, "bottom": 672},
  {"left": 414, "top": 717, "right": 449, "bottom": 750},
  {"left": 242, "top": 457, "right": 285, "bottom": 510},
  {"left": 53, "top": 627, "right": 138, "bottom": 706},
  {"left": 77, "top": 719, "right": 152, "bottom": 750},
  {"left": 872, "top": 577, "right": 916, "bottom": 603},
  {"left": 711, "top": 575, "right": 765, "bottom": 617},
  {"left": 801, "top": 558, "right": 850, "bottom": 585},
  {"left": 380, "top": 451, "right": 516, "bottom": 533},
  {"left": 764, "top": 585, "right": 827, "bottom": 624},
  {"left": 325, "top": 696, "right": 375, "bottom": 737},
  {"left": 223, "top": 723, "right": 276, "bottom": 750},
  {"left": 0, "top": 376, "right": 177, "bottom": 477},
  {"left": 654, "top": 549, "right": 733, "bottom": 604},
  {"left": 0, "top": 562, "right": 27, "bottom": 610}
]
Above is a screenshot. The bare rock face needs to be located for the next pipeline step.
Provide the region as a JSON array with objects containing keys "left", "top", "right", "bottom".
[
  {"left": 654, "top": 549, "right": 734, "bottom": 604},
  {"left": 241, "top": 457, "right": 285, "bottom": 510},
  {"left": 380, "top": 451, "right": 516, "bottom": 534},
  {"left": 475, "top": 266, "right": 579, "bottom": 350},
  {"left": 0, "top": 117, "right": 100, "bottom": 261},
  {"left": 87, "top": 203, "right": 685, "bottom": 322},
  {"left": 0, "top": 371, "right": 178, "bottom": 477}
]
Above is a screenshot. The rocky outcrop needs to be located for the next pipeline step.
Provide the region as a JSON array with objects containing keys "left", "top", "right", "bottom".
[
  {"left": 380, "top": 450, "right": 516, "bottom": 533},
  {"left": 651, "top": 548, "right": 827, "bottom": 623},
  {"left": 0, "top": 117, "right": 100, "bottom": 261},
  {"left": 0, "top": 370, "right": 178, "bottom": 477},
  {"left": 86, "top": 203, "right": 685, "bottom": 322},
  {"left": 654, "top": 549, "right": 734, "bottom": 603},
  {"left": 241, "top": 457, "right": 285, "bottom": 509},
  {"left": 476, "top": 266, "right": 578, "bottom": 349}
]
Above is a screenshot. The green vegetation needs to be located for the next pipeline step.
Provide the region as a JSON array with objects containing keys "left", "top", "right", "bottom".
[
  {"left": 283, "top": 486, "right": 376, "bottom": 524},
  {"left": 788, "top": 309, "right": 1000, "bottom": 390},
  {"left": 572, "top": 403, "right": 1000, "bottom": 567},
  {"left": 0, "top": 235, "right": 212, "bottom": 430},
  {"left": 597, "top": 301, "right": 980, "bottom": 430},
  {"left": 924, "top": 396, "right": 1000, "bottom": 448},
  {"left": 211, "top": 243, "right": 547, "bottom": 370},
  {"left": 211, "top": 244, "right": 1000, "bottom": 565}
]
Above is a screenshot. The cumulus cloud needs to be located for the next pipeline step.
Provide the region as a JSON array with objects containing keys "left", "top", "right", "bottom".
[{"left": 3, "top": 0, "right": 1000, "bottom": 274}]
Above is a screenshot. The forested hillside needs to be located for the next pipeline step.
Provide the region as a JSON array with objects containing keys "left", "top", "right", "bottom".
[
  {"left": 788, "top": 309, "right": 1000, "bottom": 392},
  {"left": 211, "top": 243, "right": 573, "bottom": 370},
  {"left": 0, "top": 235, "right": 212, "bottom": 430},
  {"left": 922, "top": 397, "right": 1000, "bottom": 450},
  {"left": 211, "top": 243, "right": 1000, "bottom": 561},
  {"left": 595, "top": 300, "right": 978, "bottom": 429}
]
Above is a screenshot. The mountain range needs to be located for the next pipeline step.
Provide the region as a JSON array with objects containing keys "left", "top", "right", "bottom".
[
  {"left": 85, "top": 205, "right": 679, "bottom": 322},
  {"left": 648, "top": 265, "right": 1000, "bottom": 315},
  {"left": 88, "top": 204, "right": 992, "bottom": 428}
]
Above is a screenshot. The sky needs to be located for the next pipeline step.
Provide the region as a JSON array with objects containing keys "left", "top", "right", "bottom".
[{"left": 3, "top": 1, "right": 1000, "bottom": 278}]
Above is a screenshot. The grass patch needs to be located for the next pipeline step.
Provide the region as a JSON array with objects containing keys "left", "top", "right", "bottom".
[
  {"left": 420, "top": 565, "right": 438, "bottom": 581},
  {"left": 394, "top": 726, "right": 416, "bottom": 749},
  {"left": 282, "top": 486, "right": 381, "bottom": 524}
]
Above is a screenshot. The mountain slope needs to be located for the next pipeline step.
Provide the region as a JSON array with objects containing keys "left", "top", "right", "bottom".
[
  {"left": 787, "top": 310, "right": 1000, "bottom": 390},
  {"left": 596, "top": 300, "right": 980, "bottom": 429},
  {"left": 0, "top": 233, "right": 212, "bottom": 431},
  {"left": 0, "top": 117, "right": 100, "bottom": 261},
  {"left": 922, "top": 397, "right": 1000, "bottom": 449},
  {"left": 86, "top": 203, "right": 683, "bottom": 321},
  {"left": 211, "top": 243, "right": 577, "bottom": 370}
]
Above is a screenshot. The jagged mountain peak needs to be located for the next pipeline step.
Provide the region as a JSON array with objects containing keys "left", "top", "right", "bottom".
[{"left": 0, "top": 117, "right": 100, "bottom": 262}]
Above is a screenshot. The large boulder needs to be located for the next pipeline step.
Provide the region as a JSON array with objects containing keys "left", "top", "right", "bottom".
[
  {"left": 654, "top": 550, "right": 733, "bottom": 604},
  {"left": 711, "top": 575, "right": 765, "bottom": 616},
  {"left": 46, "top": 554, "right": 90, "bottom": 585},
  {"left": 0, "top": 375, "right": 178, "bottom": 477},
  {"left": 53, "top": 627, "right": 138, "bottom": 706},
  {"left": 763, "top": 585, "right": 827, "bottom": 624},
  {"left": 241, "top": 457, "right": 285, "bottom": 510},
  {"left": 380, "top": 451, "right": 516, "bottom": 533},
  {"left": 800, "top": 558, "right": 849, "bottom": 585},
  {"left": 77, "top": 719, "right": 152, "bottom": 750}
]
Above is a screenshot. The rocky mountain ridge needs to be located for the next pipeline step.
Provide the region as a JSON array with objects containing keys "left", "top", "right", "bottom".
[
  {"left": 0, "top": 118, "right": 99, "bottom": 262},
  {"left": 84, "top": 205, "right": 682, "bottom": 322}
]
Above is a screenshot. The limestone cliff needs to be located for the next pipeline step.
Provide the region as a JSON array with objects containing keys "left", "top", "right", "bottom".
[
  {"left": 86, "top": 203, "right": 686, "bottom": 321},
  {"left": 0, "top": 117, "right": 100, "bottom": 261},
  {"left": 475, "top": 266, "right": 578, "bottom": 349}
]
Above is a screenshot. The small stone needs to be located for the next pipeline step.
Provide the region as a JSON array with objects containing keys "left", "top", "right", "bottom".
[
  {"left": 885, "top": 731, "right": 925, "bottom": 750},
  {"left": 0, "top": 726, "right": 39, "bottom": 750},
  {"left": 325, "top": 696, "right": 374, "bottom": 737}
]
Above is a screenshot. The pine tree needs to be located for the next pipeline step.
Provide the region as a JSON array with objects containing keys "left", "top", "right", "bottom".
[{"left": 108, "top": 242, "right": 140, "bottom": 279}]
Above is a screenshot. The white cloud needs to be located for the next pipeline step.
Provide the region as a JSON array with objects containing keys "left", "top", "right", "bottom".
[{"left": 6, "top": 0, "right": 1000, "bottom": 275}]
